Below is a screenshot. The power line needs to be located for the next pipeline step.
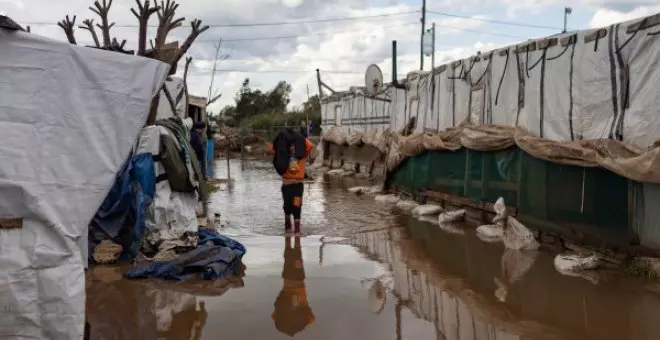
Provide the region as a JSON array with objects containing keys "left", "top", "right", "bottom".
[
  {"left": 427, "top": 11, "right": 563, "bottom": 30},
  {"left": 188, "top": 67, "right": 362, "bottom": 74},
  {"left": 199, "top": 22, "right": 419, "bottom": 42},
  {"left": 21, "top": 10, "right": 419, "bottom": 28}
]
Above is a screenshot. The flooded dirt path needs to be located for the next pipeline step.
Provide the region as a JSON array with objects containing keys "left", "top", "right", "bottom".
[{"left": 87, "top": 159, "right": 660, "bottom": 340}]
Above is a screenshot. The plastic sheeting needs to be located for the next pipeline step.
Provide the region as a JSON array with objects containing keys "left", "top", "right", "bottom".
[
  {"left": 88, "top": 152, "right": 156, "bottom": 263},
  {"left": 156, "top": 77, "right": 187, "bottom": 120},
  {"left": 125, "top": 230, "right": 246, "bottom": 281},
  {"left": 142, "top": 126, "right": 199, "bottom": 255},
  {"left": 320, "top": 13, "right": 660, "bottom": 156},
  {"left": 0, "top": 29, "right": 169, "bottom": 339}
]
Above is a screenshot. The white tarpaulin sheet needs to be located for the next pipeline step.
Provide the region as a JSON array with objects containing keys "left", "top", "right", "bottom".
[{"left": 0, "top": 29, "right": 169, "bottom": 339}]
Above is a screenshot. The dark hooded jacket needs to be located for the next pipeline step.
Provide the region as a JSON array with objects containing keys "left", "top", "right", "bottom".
[{"left": 272, "top": 129, "right": 306, "bottom": 176}]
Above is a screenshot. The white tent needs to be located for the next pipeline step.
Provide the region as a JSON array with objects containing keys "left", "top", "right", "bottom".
[{"left": 0, "top": 27, "right": 169, "bottom": 339}]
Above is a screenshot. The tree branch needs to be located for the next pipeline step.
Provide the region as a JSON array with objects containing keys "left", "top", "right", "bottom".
[
  {"left": 206, "top": 39, "right": 228, "bottom": 108},
  {"left": 183, "top": 56, "right": 192, "bottom": 117},
  {"left": 57, "top": 15, "right": 77, "bottom": 45},
  {"left": 162, "top": 83, "right": 178, "bottom": 117},
  {"left": 155, "top": 0, "right": 183, "bottom": 50},
  {"left": 89, "top": 0, "right": 114, "bottom": 47},
  {"left": 172, "top": 19, "right": 209, "bottom": 67},
  {"left": 207, "top": 93, "right": 222, "bottom": 106},
  {"left": 131, "top": 0, "right": 160, "bottom": 56},
  {"left": 79, "top": 19, "right": 101, "bottom": 47}
]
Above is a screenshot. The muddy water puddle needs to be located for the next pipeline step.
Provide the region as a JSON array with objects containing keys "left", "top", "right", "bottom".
[{"left": 86, "top": 159, "right": 660, "bottom": 339}]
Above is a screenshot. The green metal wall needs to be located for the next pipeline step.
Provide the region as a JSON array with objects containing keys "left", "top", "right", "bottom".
[{"left": 392, "top": 148, "right": 633, "bottom": 243}]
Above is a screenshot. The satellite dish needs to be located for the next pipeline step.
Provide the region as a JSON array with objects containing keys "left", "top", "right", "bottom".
[{"left": 365, "top": 64, "right": 384, "bottom": 95}]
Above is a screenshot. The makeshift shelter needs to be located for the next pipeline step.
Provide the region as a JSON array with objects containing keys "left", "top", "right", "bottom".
[
  {"left": 320, "top": 13, "right": 660, "bottom": 253},
  {"left": 0, "top": 22, "right": 169, "bottom": 339}
]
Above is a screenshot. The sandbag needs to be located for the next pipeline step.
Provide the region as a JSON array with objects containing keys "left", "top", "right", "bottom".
[
  {"left": 394, "top": 200, "right": 419, "bottom": 213},
  {"left": 375, "top": 194, "right": 400, "bottom": 204},
  {"left": 476, "top": 197, "right": 507, "bottom": 242},
  {"left": 438, "top": 223, "right": 465, "bottom": 235},
  {"left": 554, "top": 254, "right": 601, "bottom": 272},
  {"left": 386, "top": 134, "right": 404, "bottom": 171},
  {"left": 438, "top": 210, "right": 465, "bottom": 224},
  {"left": 323, "top": 126, "right": 347, "bottom": 145},
  {"left": 423, "top": 127, "right": 462, "bottom": 151},
  {"left": 373, "top": 131, "right": 391, "bottom": 154},
  {"left": 476, "top": 225, "right": 504, "bottom": 241},
  {"left": 503, "top": 217, "right": 540, "bottom": 251},
  {"left": 398, "top": 133, "right": 426, "bottom": 157},
  {"left": 412, "top": 204, "right": 443, "bottom": 216},
  {"left": 347, "top": 132, "right": 364, "bottom": 146}
]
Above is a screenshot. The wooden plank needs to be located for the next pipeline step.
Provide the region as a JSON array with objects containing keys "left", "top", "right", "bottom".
[
  {"left": 626, "top": 13, "right": 660, "bottom": 33},
  {"left": 560, "top": 34, "right": 578, "bottom": 47},
  {"left": 433, "top": 64, "right": 448, "bottom": 73},
  {"left": 584, "top": 29, "right": 607, "bottom": 43},
  {"left": 537, "top": 37, "right": 558, "bottom": 49},
  {"left": 0, "top": 217, "right": 22, "bottom": 229}
]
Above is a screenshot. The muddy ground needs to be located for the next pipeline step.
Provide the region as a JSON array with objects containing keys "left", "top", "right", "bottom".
[{"left": 86, "top": 159, "right": 660, "bottom": 340}]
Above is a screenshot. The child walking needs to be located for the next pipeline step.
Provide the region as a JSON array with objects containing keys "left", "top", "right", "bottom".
[{"left": 269, "top": 129, "right": 314, "bottom": 234}]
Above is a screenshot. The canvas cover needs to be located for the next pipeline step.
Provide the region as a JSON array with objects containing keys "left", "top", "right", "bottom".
[
  {"left": 319, "top": 13, "right": 660, "bottom": 183},
  {"left": 0, "top": 29, "right": 169, "bottom": 339}
]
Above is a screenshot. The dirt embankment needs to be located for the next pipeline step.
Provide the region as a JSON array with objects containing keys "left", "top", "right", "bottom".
[{"left": 213, "top": 127, "right": 271, "bottom": 157}]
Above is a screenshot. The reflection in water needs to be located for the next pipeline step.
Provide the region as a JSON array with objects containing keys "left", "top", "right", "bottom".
[
  {"left": 86, "top": 266, "right": 241, "bottom": 340},
  {"left": 272, "top": 236, "right": 315, "bottom": 336}
]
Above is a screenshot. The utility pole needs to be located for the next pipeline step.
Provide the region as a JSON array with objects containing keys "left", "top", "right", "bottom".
[
  {"left": 563, "top": 7, "right": 572, "bottom": 33},
  {"left": 430, "top": 23, "right": 435, "bottom": 73},
  {"left": 420, "top": 0, "right": 426, "bottom": 71},
  {"left": 305, "top": 84, "right": 311, "bottom": 138}
]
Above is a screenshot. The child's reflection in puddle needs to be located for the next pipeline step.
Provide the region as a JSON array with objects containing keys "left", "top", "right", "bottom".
[{"left": 272, "top": 236, "right": 315, "bottom": 336}]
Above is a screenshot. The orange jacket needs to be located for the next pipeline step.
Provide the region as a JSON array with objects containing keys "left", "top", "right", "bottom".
[{"left": 269, "top": 139, "right": 314, "bottom": 181}]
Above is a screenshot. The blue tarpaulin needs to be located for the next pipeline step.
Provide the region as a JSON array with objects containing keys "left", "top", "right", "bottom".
[
  {"left": 124, "top": 230, "right": 246, "bottom": 281},
  {"left": 207, "top": 139, "right": 214, "bottom": 178},
  {"left": 88, "top": 152, "right": 155, "bottom": 263}
]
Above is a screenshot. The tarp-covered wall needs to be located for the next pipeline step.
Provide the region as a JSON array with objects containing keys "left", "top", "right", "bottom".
[
  {"left": 320, "top": 13, "right": 660, "bottom": 150},
  {"left": 319, "top": 13, "right": 660, "bottom": 249},
  {"left": 0, "top": 29, "right": 169, "bottom": 339}
]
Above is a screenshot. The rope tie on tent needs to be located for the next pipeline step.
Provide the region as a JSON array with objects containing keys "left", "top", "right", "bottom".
[
  {"left": 528, "top": 48, "right": 549, "bottom": 138},
  {"left": 495, "top": 49, "right": 509, "bottom": 106},
  {"left": 515, "top": 49, "right": 525, "bottom": 126}
]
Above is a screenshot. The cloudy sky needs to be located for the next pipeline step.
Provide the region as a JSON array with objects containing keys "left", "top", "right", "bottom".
[{"left": 3, "top": 0, "right": 660, "bottom": 112}]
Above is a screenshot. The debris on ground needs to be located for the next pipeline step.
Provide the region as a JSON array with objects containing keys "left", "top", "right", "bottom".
[
  {"left": 125, "top": 230, "right": 246, "bottom": 281},
  {"left": 327, "top": 169, "right": 355, "bottom": 177},
  {"left": 412, "top": 204, "right": 443, "bottom": 217},
  {"left": 92, "top": 240, "right": 123, "bottom": 264},
  {"left": 438, "top": 210, "right": 466, "bottom": 224}
]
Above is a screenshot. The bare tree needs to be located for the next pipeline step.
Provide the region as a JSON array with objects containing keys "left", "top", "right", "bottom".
[
  {"left": 89, "top": 0, "right": 115, "bottom": 47},
  {"left": 57, "top": 15, "right": 77, "bottom": 44},
  {"left": 131, "top": 0, "right": 158, "bottom": 56},
  {"left": 79, "top": 19, "right": 101, "bottom": 47},
  {"left": 56, "top": 0, "right": 211, "bottom": 125},
  {"left": 206, "top": 39, "right": 228, "bottom": 108}
]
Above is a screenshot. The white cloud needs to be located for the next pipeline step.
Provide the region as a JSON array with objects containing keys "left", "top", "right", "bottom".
[
  {"left": 588, "top": 5, "right": 660, "bottom": 28},
  {"left": 4, "top": 0, "right": 552, "bottom": 113}
]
